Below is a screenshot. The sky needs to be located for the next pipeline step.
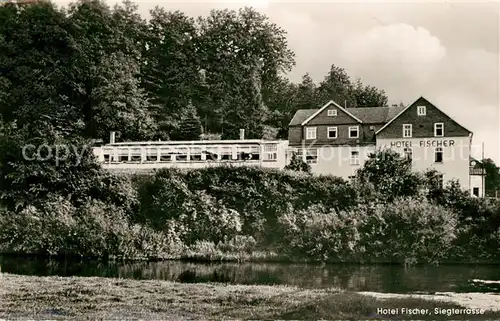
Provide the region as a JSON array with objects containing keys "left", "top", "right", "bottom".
[{"left": 54, "top": 0, "right": 500, "bottom": 162}]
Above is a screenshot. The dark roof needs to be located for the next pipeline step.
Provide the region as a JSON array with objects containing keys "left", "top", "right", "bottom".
[
  {"left": 289, "top": 109, "right": 317, "bottom": 126},
  {"left": 289, "top": 106, "right": 406, "bottom": 126}
]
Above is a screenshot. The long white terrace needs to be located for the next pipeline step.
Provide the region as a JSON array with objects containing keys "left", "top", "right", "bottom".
[{"left": 92, "top": 132, "right": 289, "bottom": 174}]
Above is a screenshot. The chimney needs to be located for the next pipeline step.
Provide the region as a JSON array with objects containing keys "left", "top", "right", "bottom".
[
  {"left": 110, "top": 131, "right": 116, "bottom": 144},
  {"left": 239, "top": 129, "right": 245, "bottom": 140}
]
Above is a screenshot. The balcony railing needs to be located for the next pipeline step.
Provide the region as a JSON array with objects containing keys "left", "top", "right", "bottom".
[{"left": 470, "top": 167, "right": 486, "bottom": 176}]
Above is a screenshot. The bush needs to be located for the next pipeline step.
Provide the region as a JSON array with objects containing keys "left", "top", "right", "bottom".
[
  {"left": 446, "top": 197, "right": 500, "bottom": 262},
  {"left": 182, "top": 166, "right": 357, "bottom": 243},
  {"left": 358, "top": 198, "right": 458, "bottom": 264},
  {"left": 354, "top": 149, "right": 427, "bottom": 202},
  {"left": 0, "top": 197, "right": 179, "bottom": 259},
  {"left": 177, "top": 191, "right": 243, "bottom": 245},
  {"left": 275, "top": 198, "right": 458, "bottom": 264},
  {"left": 277, "top": 204, "right": 362, "bottom": 262},
  {"left": 284, "top": 152, "right": 311, "bottom": 173},
  {"left": 217, "top": 235, "right": 257, "bottom": 254}
]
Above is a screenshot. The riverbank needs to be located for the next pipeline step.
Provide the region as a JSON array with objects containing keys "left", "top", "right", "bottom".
[{"left": 2, "top": 274, "right": 500, "bottom": 320}]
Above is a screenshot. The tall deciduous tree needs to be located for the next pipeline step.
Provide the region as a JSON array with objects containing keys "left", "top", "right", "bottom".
[
  {"left": 67, "top": 0, "right": 157, "bottom": 141},
  {"left": 195, "top": 7, "right": 294, "bottom": 138},
  {"left": 262, "top": 76, "right": 297, "bottom": 138},
  {"left": 142, "top": 8, "right": 200, "bottom": 138},
  {"left": 316, "top": 65, "right": 356, "bottom": 108},
  {"left": 295, "top": 73, "right": 318, "bottom": 109},
  {"left": 352, "top": 78, "right": 388, "bottom": 107},
  {"left": 0, "top": 2, "right": 80, "bottom": 136}
]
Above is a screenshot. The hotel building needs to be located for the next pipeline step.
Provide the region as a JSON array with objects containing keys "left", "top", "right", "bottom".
[
  {"left": 289, "top": 96, "right": 484, "bottom": 196},
  {"left": 93, "top": 96, "right": 485, "bottom": 197}
]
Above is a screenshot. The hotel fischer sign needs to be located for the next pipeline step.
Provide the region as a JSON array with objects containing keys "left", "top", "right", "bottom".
[{"left": 387, "top": 139, "right": 456, "bottom": 148}]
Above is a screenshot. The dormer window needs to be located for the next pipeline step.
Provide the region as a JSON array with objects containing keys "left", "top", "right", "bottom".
[
  {"left": 327, "top": 109, "right": 337, "bottom": 116},
  {"left": 417, "top": 106, "right": 426, "bottom": 116}
]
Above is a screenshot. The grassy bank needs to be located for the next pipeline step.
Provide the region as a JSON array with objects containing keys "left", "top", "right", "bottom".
[{"left": 2, "top": 274, "right": 500, "bottom": 320}]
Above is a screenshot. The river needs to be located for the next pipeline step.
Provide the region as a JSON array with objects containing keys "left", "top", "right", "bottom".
[{"left": 1, "top": 256, "right": 499, "bottom": 294}]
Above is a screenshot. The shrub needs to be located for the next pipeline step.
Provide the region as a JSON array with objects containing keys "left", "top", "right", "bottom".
[
  {"left": 447, "top": 197, "right": 500, "bottom": 262},
  {"left": 0, "top": 197, "right": 178, "bottom": 259},
  {"left": 284, "top": 152, "right": 311, "bottom": 173},
  {"left": 217, "top": 235, "right": 257, "bottom": 254},
  {"left": 277, "top": 205, "right": 362, "bottom": 262},
  {"left": 182, "top": 167, "right": 357, "bottom": 241},
  {"left": 358, "top": 198, "right": 458, "bottom": 264},
  {"left": 178, "top": 191, "right": 243, "bottom": 245},
  {"left": 186, "top": 240, "right": 220, "bottom": 260},
  {"left": 354, "top": 149, "right": 427, "bottom": 202},
  {"left": 0, "top": 196, "right": 77, "bottom": 255}
]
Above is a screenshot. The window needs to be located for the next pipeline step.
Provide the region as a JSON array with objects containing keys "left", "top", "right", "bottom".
[
  {"left": 130, "top": 155, "right": 142, "bottom": 162},
  {"left": 434, "top": 123, "right": 444, "bottom": 137},
  {"left": 306, "top": 149, "right": 318, "bottom": 164},
  {"left": 327, "top": 127, "right": 338, "bottom": 139},
  {"left": 349, "top": 126, "right": 359, "bottom": 138},
  {"left": 473, "top": 187, "right": 480, "bottom": 197},
  {"left": 190, "top": 147, "right": 202, "bottom": 161},
  {"left": 403, "top": 124, "right": 412, "bottom": 138},
  {"left": 434, "top": 174, "right": 444, "bottom": 189},
  {"left": 435, "top": 147, "right": 443, "bottom": 163},
  {"left": 220, "top": 147, "right": 232, "bottom": 161},
  {"left": 403, "top": 147, "right": 412, "bottom": 160},
  {"left": 327, "top": 109, "right": 337, "bottom": 116},
  {"left": 130, "top": 148, "right": 142, "bottom": 163},
  {"left": 145, "top": 149, "right": 158, "bottom": 162},
  {"left": 264, "top": 144, "right": 278, "bottom": 162},
  {"left": 237, "top": 146, "right": 260, "bottom": 161},
  {"left": 176, "top": 148, "right": 188, "bottom": 161},
  {"left": 296, "top": 149, "right": 304, "bottom": 161},
  {"left": 369, "top": 126, "right": 375, "bottom": 131},
  {"left": 350, "top": 151, "right": 360, "bottom": 165},
  {"left": 417, "top": 106, "right": 426, "bottom": 116},
  {"left": 306, "top": 127, "right": 317, "bottom": 140},
  {"left": 204, "top": 147, "right": 219, "bottom": 161},
  {"left": 159, "top": 148, "right": 174, "bottom": 162}
]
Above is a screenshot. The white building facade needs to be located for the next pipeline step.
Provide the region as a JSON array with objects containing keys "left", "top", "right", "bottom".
[{"left": 288, "top": 96, "right": 483, "bottom": 196}]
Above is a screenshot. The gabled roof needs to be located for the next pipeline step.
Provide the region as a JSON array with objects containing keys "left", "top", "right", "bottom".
[
  {"left": 300, "top": 100, "right": 363, "bottom": 126},
  {"left": 375, "top": 96, "right": 472, "bottom": 135},
  {"left": 347, "top": 106, "right": 406, "bottom": 124},
  {"left": 289, "top": 105, "right": 405, "bottom": 126},
  {"left": 289, "top": 109, "right": 317, "bottom": 126}
]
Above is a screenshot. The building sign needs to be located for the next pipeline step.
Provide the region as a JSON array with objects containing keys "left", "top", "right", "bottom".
[{"left": 388, "top": 139, "right": 456, "bottom": 148}]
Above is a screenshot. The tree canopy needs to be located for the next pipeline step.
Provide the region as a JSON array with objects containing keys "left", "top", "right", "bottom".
[{"left": 0, "top": 0, "right": 392, "bottom": 210}]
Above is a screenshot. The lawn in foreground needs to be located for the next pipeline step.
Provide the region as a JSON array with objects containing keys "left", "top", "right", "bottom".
[{"left": 1, "top": 274, "right": 500, "bottom": 320}]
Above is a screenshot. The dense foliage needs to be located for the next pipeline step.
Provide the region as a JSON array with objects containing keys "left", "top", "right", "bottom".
[
  {"left": 0, "top": 0, "right": 389, "bottom": 143},
  {"left": 2, "top": 156, "right": 500, "bottom": 263},
  {"left": 0, "top": 0, "right": 498, "bottom": 264}
]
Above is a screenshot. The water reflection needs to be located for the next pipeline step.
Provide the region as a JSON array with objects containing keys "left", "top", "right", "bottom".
[{"left": 1, "top": 256, "right": 500, "bottom": 294}]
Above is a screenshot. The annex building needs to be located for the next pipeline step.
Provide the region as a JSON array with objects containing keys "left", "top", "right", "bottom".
[
  {"left": 289, "top": 96, "right": 484, "bottom": 197},
  {"left": 93, "top": 96, "right": 485, "bottom": 197}
]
